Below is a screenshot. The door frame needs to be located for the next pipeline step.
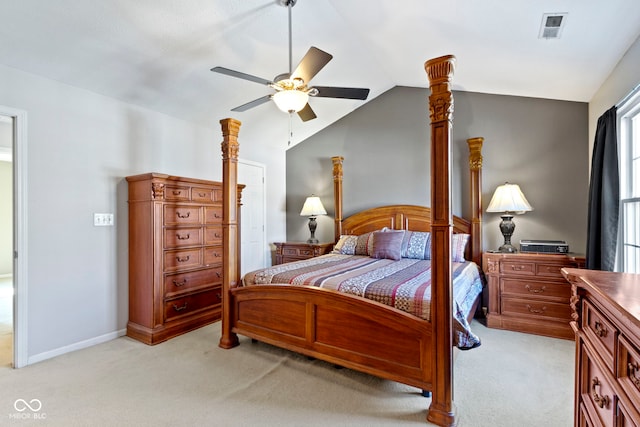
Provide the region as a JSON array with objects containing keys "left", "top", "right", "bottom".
[
  {"left": 0, "top": 105, "right": 28, "bottom": 368},
  {"left": 238, "top": 158, "right": 267, "bottom": 275}
]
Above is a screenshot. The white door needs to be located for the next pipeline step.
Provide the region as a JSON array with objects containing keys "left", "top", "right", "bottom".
[{"left": 238, "top": 160, "right": 266, "bottom": 276}]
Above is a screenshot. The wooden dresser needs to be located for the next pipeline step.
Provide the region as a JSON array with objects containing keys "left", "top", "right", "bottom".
[
  {"left": 483, "top": 252, "right": 585, "bottom": 339},
  {"left": 274, "top": 242, "right": 333, "bottom": 265},
  {"left": 126, "top": 173, "right": 243, "bottom": 344},
  {"left": 561, "top": 268, "right": 640, "bottom": 426}
]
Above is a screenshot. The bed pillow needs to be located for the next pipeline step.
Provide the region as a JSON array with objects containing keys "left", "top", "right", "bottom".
[
  {"left": 399, "top": 231, "right": 470, "bottom": 262},
  {"left": 332, "top": 235, "right": 358, "bottom": 255},
  {"left": 371, "top": 230, "right": 405, "bottom": 260}
]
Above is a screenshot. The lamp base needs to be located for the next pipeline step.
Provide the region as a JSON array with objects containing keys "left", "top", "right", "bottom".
[
  {"left": 306, "top": 238, "right": 319, "bottom": 244},
  {"left": 497, "top": 243, "right": 518, "bottom": 253}
]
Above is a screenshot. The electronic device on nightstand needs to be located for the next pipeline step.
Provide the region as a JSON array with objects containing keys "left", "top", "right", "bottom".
[{"left": 520, "top": 239, "right": 569, "bottom": 254}]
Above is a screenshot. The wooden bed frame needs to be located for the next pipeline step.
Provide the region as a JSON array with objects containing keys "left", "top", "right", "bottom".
[{"left": 218, "top": 55, "right": 483, "bottom": 427}]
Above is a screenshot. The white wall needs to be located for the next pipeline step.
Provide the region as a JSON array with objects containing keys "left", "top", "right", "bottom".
[{"left": 0, "top": 64, "right": 287, "bottom": 362}]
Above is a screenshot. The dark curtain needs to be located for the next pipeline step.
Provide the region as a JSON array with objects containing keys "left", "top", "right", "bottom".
[{"left": 586, "top": 106, "right": 619, "bottom": 270}]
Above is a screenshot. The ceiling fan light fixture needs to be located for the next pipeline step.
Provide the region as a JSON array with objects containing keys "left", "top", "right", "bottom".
[{"left": 272, "top": 89, "right": 309, "bottom": 113}]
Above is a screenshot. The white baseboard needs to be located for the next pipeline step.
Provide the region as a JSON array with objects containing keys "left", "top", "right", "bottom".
[{"left": 27, "top": 328, "right": 127, "bottom": 366}]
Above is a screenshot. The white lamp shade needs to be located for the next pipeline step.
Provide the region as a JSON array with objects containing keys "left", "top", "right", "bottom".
[
  {"left": 300, "top": 195, "right": 327, "bottom": 217},
  {"left": 486, "top": 183, "right": 533, "bottom": 213},
  {"left": 272, "top": 90, "right": 309, "bottom": 113}
]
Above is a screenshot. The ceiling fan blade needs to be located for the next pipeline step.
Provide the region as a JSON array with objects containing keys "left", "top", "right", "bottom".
[
  {"left": 231, "top": 95, "right": 272, "bottom": 112},
  {"left": 291, "top": 47, "right": 333, "bottom": 84},
  {"left": 211, "top": 66, "right": 273, "bottom": 86},
  {"left": 312, "top": 86, "right": 370, "bottom": 100},
  {"left": 297, "top": 103, "right": 317, "bottom": 122}
]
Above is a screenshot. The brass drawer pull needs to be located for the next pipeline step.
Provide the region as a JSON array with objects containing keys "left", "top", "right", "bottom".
[
  {"left": 198, "top": 192, "right": 207, "bottom": 197},
  {"left": 525, "top": 285, "right": 546, "bottom": 294},
  {"left": 526, "top": 304, "right": 546, "bottom": 314},
  {"left": 594, "top": 321, "right": 608, "bottom": 337},
  {"left": 172, "top": 190, "right": 182, "bottom": 195},
  {"left": 215, "top": 233, "right": 222, "bottom": 238},
  {"left": 214, "top": 213, "right": 221, "bottom": 218},
  {"left": 176, "top": 233, "right": 190, "bottom": 240},
  {"left": 172, "top": 279, "right": 187, "bottom": 287},
  {"left": 629, "top": 362, "right": 640, "bottom": 388},
  {"left": 591, "top": 377, "right": 610, "bottom": 409},
  {"left": 173, "top": 302, "right": 188, "bottom": 312},
  {"left": 216, "top": 271, "right": 221, "bottom": 278},
  {"left": 176, "top": 255, "right": 190, "bottom": 262},
  {"left": 511, "top": 265, "right": 526, "bottom": 271},
  {"left": 176, "top": 211, "right": 191, "bottom": 219}
]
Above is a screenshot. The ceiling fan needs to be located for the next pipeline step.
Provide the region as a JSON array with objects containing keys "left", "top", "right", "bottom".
[{"left": 210, "top": 0, "right": 370, "bottom": 122}]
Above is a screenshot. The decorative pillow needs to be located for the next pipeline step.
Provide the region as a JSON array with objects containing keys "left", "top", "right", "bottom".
[
  {"left": 354, "top": 231, "right": 375, "bottom": 256},
  {"left": 371, "top": 230, "right": 405, "bottom": 261},
  {"left": 400, "top": 231, "right": 432, "bottom": 260},
  {"left": 451, "top": 233, "right": 470, "bottom": 262},
  {"left": 332, "top": 235, "right": 358, "bottom": 255}
]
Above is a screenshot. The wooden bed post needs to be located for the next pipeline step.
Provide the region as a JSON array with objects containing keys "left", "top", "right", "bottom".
[
  {"left": 332, "top": 156, "right": 344, "bottom": 243},
  {"left": 467, "top": 137, "right": 484, "bottom": 266},
  {"left": 425, "top": 55, "right": 457, "bottom": 427},
  {"left": 219, "top": 117, "right": 241, "bottom": 349}
]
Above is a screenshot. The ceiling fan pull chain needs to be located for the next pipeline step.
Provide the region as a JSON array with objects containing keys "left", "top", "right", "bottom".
[{"left": 288, "top": 112, "right": 293, "bottom": 145}]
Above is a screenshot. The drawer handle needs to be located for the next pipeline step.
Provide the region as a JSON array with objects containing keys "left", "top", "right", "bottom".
[
  {"left": 216, "top": 292, "right": 222, "bottom": 300},
  {"left": 214, "top": 213, "right": 221, "bottom": 218},
  {"left": 198, "top": 192, "right": 207, "bottom": 197},
  {"left": 176, "top": 211, "right": 191, "bottom": 219},
  {"left": 172, "top": 279, "right": 187, "bottom": 287},
  {"left": 526, "top": 304, "right": 546, "bottom": 314},
  {"left": 629, "top": 362, "right": 640, "bottom": 388},
  {"left": 173, "top": 302, "right": 188, "bottom": 312},
  {"left": 172, "top": 190, "right": 182, "bottom": 195},
  {"left": 591, "top": 377, "right": 610, "bottom": 409},
  {"left": 215, "top": 233, "right": 222, "bottom": 238},
  {"left": 511, "top": 265, "right": 526, "bottom": 271},
  {"left": 176, "top": 255, "right": 190, "bottom": 262},
  {"left": 525, "top": 285, "right": 546, "bottom": 294},
  {"left": 216, "top": 271, "right": 221, "bottom": 278},
  {"left": 594, "top": 321, "right": 608, "bottom": 338},
  {"left": 176, "top": 233, "right": 190, "bottom": 240}
]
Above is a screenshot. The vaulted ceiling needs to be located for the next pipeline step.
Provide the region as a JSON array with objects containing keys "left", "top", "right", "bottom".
[{"left": 1, "top": 0, "right": 639, "bottom": 148}]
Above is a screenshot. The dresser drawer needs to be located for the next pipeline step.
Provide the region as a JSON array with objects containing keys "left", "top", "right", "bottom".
[
  {"left": 204, "top": 206, "right": 223, "bottom": 224},
  {"left": 164, "top": 227, "right": 203, "bottom": 248},
  {"left": 164, "top": 248, "right": 202, "bottom": 271},
  {"left": 164, "top": 268, "right": 222, "bottom": 298},
  {"left": 191, "top": 187, "right": 214, "bottom": 203},
  {"left": 164, "top": 205, "right": 202, "bottom": 226},
  {"left": 500, "top": 261, "right": 535, "bottom": 276},
  {"left": 164, "top": 287, "right": 222, "bottom": 322},
  {"left": 164, "top": 185, "right": 190, "bottom": 201},
  {"left": 580, "top": 343, "right": 616, "bottom": 427},
  {"left": 205, "top": 226, "right": 223, "bottom": 245},
  {"left": 618, "top": 335, "right": 640, "bottom": 407},
  {"left": 204, "top": 246, "right": 224, "bottom": 266},
  {"left": 535, "top": 262, "right": 566, "bottom": 278},
  {"left": 583, "top": 300, "right": 616, "bottom": 372},
  {"left": 501, "top": 278, "right": 571, "bottom": 300},
  {"left": 501, "top": 297, "right": 571, "bottom": 321}
]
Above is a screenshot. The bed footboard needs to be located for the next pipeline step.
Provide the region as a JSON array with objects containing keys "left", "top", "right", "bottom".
[{"left": 228, "top": 285, "right": 433, "bottom": 391}]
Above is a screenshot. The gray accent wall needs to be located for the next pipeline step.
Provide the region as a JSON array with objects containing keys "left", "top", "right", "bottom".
[{"left": 286, "top": 86, "right": 589, "bottom": 255}]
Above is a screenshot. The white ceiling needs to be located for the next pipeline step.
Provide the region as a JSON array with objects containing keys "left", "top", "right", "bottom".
[{"left": 1, "top": 0, "right": 639, "bottom": 148}]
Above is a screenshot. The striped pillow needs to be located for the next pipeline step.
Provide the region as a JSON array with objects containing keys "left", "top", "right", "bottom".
[{"left": 400, "top": 231, "right": 469, "bottom": 262}]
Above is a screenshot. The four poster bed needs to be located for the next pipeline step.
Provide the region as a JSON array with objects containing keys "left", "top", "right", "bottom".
[{"left": 218, "top": 55, "right": 483, "bottom": 427}]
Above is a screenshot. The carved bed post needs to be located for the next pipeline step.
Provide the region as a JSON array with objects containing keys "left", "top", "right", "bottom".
[
  {"left": 467, "top": 137, "right": 483, "bottom": 266},
  {"left": 425, "top": 54, "right": 457, "bottom": 427},
  {"left": 219, "top": 118, "right": 241, "bottom": 349},
  {"left": 332, "top": 156, "right": 344, "bottom": 243}
]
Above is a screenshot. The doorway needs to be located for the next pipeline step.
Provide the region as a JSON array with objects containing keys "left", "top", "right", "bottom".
[
  {"left": 0, "top": 114, "right": 13, "bottom": 367},
  {"left": 238, "top": 159, "right": 267, "bottom": 276}
]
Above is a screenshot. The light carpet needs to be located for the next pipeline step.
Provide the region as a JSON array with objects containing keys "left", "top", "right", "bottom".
[{"left": 0, "top": 320, "right": 574, "bottom": 426}]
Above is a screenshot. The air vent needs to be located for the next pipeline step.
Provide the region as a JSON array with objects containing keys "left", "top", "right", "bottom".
[{"left": 539, "top": 13, "right": 568, "bottom": 39}]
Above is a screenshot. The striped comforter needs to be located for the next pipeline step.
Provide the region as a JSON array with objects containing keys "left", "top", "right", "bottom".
[{"left": 242, "top": 253, "right": 483, "bottom": 349}]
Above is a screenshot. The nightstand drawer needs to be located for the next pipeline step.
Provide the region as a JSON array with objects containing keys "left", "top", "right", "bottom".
[
  {"left": 500, "top": 261, "right": 535, "bottom": 276},
  {"left": 501, "top": 278, "right": 571, "bottom": 300},
  {"left": 274, "top": 242, "right": 334, "bottom": 265}
]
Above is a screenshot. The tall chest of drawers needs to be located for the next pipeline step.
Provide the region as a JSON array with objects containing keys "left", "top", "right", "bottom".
[
  {"left": 126, "top": 173, "right": 243, "bottom": 344},
  {"left": 483, "top": 252, "right": 585, "bottom": 339},
  {"left": 562, "top": 268, "right": 640, "bottom": 427}
]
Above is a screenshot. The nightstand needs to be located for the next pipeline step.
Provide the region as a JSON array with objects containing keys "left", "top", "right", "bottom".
[
  {"left": 274, "top": 242, "right": 334, "bottom": 265},
  {"left": 483, "top": 252, "right": 585, "bottom": 340}
]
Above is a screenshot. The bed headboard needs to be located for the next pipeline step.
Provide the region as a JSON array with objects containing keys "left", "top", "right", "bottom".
[{"left": 332, "top": 137, "right": 484, "bottom": 266}]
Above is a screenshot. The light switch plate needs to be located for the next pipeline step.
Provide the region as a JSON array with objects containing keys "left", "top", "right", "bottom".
[{"left": 94, "top": 213, "right": 114, "bottom": 226}]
